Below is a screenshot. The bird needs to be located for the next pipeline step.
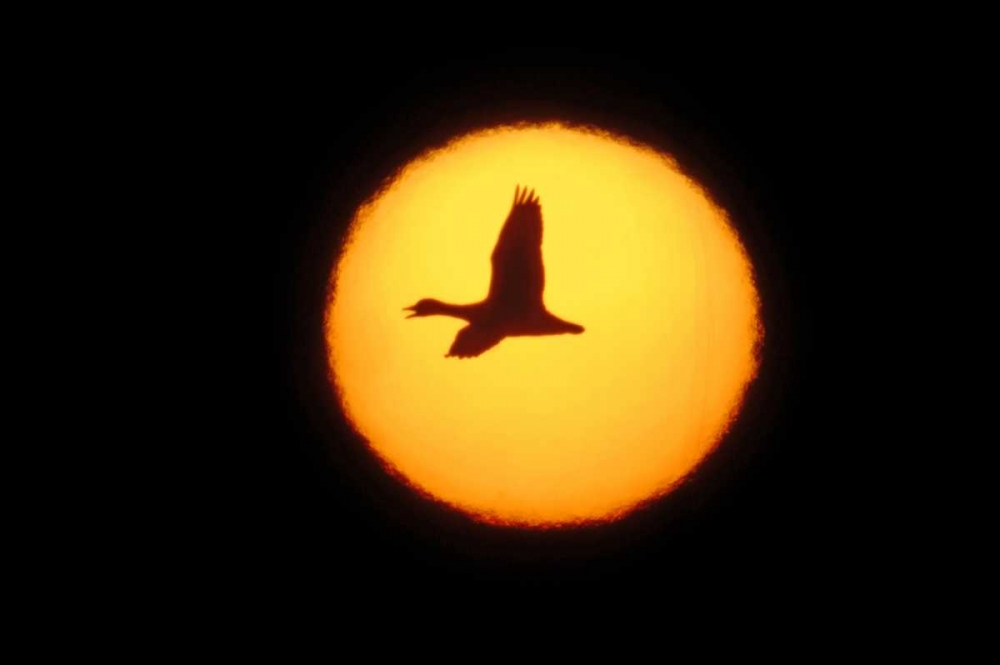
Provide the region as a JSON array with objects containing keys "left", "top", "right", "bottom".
[{"left": 404, "top": 185, "right": 585, "bottom": 358}]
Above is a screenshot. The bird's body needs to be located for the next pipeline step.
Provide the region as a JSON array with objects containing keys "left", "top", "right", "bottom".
[{"left": 405, "top": 186, "right": 584, "bottom": 358}]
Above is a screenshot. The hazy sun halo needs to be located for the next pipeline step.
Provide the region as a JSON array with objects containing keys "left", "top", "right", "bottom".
[{"left": 325, "top": 123, "right": 762, "bottom": 526}]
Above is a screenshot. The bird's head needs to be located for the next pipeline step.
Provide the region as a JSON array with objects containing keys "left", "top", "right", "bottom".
[{"left": 403, "top": 298, "right": 444, "bottom": 318}]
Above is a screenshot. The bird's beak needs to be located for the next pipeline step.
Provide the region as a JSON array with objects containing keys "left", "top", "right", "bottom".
[{"left": 403, "top": 305, "right": 418, "bottom": 319}]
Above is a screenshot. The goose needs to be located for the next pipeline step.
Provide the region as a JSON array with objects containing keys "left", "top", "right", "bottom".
[{"left": 404, "top": 185, "right": 585, "bottom": 358}]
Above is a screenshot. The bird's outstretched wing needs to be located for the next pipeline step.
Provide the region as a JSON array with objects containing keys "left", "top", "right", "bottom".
[
  {"left": 488, "top": 185, "right": 545, "bottom": 309},
  {"left": 447, "top": 325, "right": 506, "bottom": 358}
]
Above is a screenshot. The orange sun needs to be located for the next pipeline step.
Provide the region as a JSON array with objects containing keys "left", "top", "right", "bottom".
[{"left": 325, "top": 122, "right": 762, "bottom": 526}]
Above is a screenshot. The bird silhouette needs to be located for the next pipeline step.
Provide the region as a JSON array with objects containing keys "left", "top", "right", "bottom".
[{"left": 404, "top": 185, "right": 585, "bottom": 358}]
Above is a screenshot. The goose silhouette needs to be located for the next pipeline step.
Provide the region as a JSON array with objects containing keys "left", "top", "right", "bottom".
[{"left": 404, "top": 185, "right": 585, "bottom": 358}]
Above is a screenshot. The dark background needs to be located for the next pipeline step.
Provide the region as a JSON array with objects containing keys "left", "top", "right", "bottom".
[{"left": 215, "top": 45, "right": 872, "bottom": 597}]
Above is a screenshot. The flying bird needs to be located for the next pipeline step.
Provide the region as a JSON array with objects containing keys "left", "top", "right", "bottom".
[{"left": 404, "top": 185, "right": 585, "bottom": 358}]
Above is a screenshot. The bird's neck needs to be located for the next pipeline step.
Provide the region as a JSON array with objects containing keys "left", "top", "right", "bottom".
[{"left": 430, "top": 301, "right": 481, "bottom": 321}]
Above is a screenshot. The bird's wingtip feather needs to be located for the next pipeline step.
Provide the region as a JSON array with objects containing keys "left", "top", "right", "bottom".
[{"left": 512, "top": 185, "right": 540, "bottom": 207}]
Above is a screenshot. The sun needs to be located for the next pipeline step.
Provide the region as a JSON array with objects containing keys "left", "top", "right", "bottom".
[{"left": 325, "top": 122, "right": 762, "bottom": 526}]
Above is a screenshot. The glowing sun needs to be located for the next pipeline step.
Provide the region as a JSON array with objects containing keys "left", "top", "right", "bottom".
[{"left": 325, "top": 122, "right": 762, "bottom": 526}]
